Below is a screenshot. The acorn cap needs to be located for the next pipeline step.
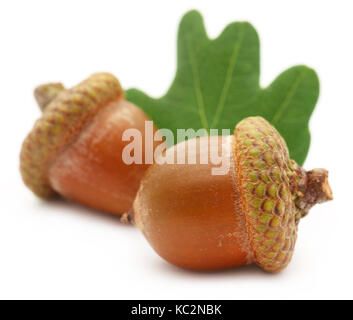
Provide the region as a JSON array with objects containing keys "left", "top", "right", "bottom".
[
  {"left": 234, "top": 117, "right": 332, "bottom": 272},
  {"left": 20, "top": 73, "right": 124, "bottom": 198}
]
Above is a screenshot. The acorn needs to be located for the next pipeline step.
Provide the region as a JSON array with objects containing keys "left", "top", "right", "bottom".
[
  {"left": 20, "top": 73, "right": 160, "bottom": 216},
  {"left": 133, "top": 117, "right": 333, "bottom": 272}
]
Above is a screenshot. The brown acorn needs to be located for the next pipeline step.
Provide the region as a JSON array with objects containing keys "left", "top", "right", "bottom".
[
  {"left": 20, "top": 73, "right": 160, "bottom": 216},
  {"left": 133, "top": 117, "right": 333, "bottom": 272}
]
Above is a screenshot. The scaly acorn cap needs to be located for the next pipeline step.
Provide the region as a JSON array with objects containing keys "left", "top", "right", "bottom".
[
  {"left": 20, "top": 73, "right": 123, "bottom": 198},
  {"left": 234, "top": 117, "right": 332, "bottom": 272}
]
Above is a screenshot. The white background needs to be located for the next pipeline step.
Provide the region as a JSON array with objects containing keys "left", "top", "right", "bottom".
[{"left": 0, "top": 0, "right": 351, "bottom": 300}]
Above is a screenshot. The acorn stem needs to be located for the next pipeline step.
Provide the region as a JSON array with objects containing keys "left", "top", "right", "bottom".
[
  {"left": 298, "top": 168, "right": 333, "bottom": 216},
  {"left": 34, "top": 83, "right": 65, "bottom": 111},
  {"left": 120, "top": 208, "right": 135, "bottom": 225}
]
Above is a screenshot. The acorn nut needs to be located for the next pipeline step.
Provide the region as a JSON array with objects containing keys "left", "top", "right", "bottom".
[
  {"left": 20, "top": 73, "right": 160, "bottom": 216},
  {"left": 132, "top": 117, "right": 333, "bottom": 272}
]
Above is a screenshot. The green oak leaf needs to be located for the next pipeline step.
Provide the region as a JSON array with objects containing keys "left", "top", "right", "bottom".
[{"left": 126, "top": 10, "right": 319, "bottom": 165}]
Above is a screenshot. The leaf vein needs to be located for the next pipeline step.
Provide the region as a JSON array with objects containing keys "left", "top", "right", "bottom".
[
  {"left": 186, "top": 36, "right": 209, "bottom": 131},
  {"left": 271, "top": 68, "right": 308, "bottom": 125},
  {"left": 211, "top": 23, "right": 246, "bottom": 128}
]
